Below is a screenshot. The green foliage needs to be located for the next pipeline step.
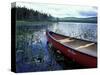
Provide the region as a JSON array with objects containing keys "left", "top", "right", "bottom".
[
  {"left": 11, "top": 7, "right": 97, "bottom": 23},
  {"left": 58, "top": 17, "right": 97, "bottom": 23},
  {"left": 12, "top": 7, "right": 54, "bottom": 22}
]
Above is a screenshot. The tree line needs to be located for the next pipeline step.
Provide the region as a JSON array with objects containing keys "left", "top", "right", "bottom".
[
  {"left": 11, "top": 7, "right": 97, "bottom": 23},
  {"left": 11, "top": 7, "right": 54, "bottom": 21}
]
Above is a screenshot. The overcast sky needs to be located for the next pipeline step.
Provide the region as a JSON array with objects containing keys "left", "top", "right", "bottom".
[{"left": 16, "top": 2, "right": 97, "bottom": 18}]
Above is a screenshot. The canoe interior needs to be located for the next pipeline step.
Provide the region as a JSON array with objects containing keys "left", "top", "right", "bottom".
[{"left": 50, "top": 32, "right": 97, "bottom": 57}]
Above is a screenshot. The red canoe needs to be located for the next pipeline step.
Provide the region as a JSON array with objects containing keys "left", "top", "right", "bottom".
[{"left": 46, "top": 30, "right": 97, "bottom": 68}]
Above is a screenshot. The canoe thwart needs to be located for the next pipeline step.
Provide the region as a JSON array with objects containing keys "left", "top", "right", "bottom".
[
  {"left": 75, "top": 43, "right": 95, "bottom": 49},
  {"left": 58, "top": 38, "right": 74, "bottom": 43}
]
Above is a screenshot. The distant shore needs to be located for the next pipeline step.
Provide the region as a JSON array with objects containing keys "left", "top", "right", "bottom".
[{"left": 16, "top": 20, "right": 97, "bottom": 26}]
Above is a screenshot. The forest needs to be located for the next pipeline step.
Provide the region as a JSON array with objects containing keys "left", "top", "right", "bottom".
[
  {"left": 11, "top": 7, "right": 56, "bottom": 22},
  {"left": 11, "top": 7, "right": 97, "bottom": 23}
]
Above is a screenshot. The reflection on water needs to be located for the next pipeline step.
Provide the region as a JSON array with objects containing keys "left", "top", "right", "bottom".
[
  {"left": 50, "top": 22, "right": 97, "bottom": 42},
  {"left": 16, "top": 22, "right": 97, "bottom": 72}
]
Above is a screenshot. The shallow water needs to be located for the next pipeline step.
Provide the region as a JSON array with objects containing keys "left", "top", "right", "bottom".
[{"left": 16, "top": 22, "right": 97, "bottom": 72}]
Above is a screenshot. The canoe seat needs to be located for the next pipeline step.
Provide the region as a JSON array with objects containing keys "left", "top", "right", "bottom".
[
  {"left": 58, "top": 38, "right": 74, "bottom": 43},
  {"left": 75, "top": 43, "right": 95, "bottom": 49}
]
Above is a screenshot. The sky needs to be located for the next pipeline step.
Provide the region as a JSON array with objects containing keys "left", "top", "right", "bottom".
[{"left": 16, "top": 2, "right": 97, "bottom": 18}]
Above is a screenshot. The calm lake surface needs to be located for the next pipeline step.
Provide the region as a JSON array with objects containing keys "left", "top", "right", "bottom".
[{"left": 16, "top": 22, "right": 97, "bottom": 72}]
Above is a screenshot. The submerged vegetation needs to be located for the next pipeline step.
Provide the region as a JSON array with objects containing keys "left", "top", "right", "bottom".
[
  {"left": 11, "top": 5, "right": 97, "bottom": 72},
  {"left": 16, "top": 25, "right": 46, "bottom": 72}
]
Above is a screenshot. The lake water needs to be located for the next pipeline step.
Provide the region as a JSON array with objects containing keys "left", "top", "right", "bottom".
[
  {"left": 49, "top": 22, "right": 97, "bottom": 42},
  {"left": 16, "top": 22, "right": 97, "bottom": 72}
]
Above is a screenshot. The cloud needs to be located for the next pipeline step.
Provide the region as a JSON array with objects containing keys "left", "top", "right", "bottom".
[
  {"left": 16, "top": 2, "right": 97, "bottom": 18},
  {"left": 79, "top": 10, "right": 97, "bottom": 17}
]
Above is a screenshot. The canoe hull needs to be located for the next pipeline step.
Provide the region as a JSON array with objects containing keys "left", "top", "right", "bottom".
[{"left": 46, "top": 31, "right": 97, "bottom": 68}]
